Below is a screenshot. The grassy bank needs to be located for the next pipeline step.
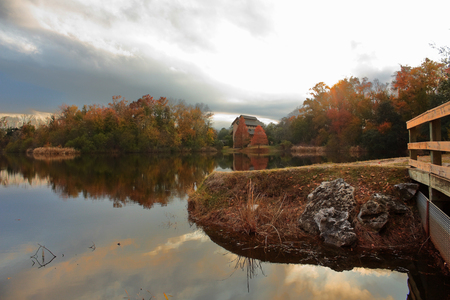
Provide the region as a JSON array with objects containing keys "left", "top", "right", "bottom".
[{"left": 188, "top": 162, "right": 426, "bottom": 253}]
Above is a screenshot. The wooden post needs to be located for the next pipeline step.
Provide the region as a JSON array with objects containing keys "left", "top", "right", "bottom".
[
  {"left": 430, "top": 119, "right": 442, "bottom": 165},
  {"left": 425, "top": 200, "right": 430, "bottom": 237},
  {"left": 409, "top": 127, "right": 418, "bottom": 161},
  {"left": 429, "top": 119, "right": 442, "bottom": 202}
]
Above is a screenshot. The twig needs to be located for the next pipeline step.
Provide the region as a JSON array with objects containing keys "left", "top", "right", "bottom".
[
  {"left": 30, "top": 244, "right": 57, "bottom": 268},
  {"left": 418, "top": 236, "right": 431, "bottom": 254},
  {"left": 43, "top": 245, "right": 56, "bottom": 257},
  {"left": 89, "top": 242, "right": 96, "bottom": 251}
]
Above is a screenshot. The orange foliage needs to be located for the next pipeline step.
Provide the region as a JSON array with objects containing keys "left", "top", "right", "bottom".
[
  {"left": 250, "top": 125, "right": 268, "bottom": 147},
  {"left": 250, "top": 156, "right": 269, "bottom": 170},
  {"left": 378, "top": 121, "right": 392, "bottom": 134},
  {"left": 234, "top": 116, "right": 250, "bottom": 148}
]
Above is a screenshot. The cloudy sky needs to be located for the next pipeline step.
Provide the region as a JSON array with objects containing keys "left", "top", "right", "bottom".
[{"left": 1, "top": 0, "right": 449, "bottom": 128}]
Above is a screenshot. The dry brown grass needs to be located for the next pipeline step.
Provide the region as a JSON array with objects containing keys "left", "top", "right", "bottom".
[{"left": 188, "top": 177, "right": 309, "bottom": 246}]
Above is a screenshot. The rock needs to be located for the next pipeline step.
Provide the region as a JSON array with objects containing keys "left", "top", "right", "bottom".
[
  {"left": 372, "top": 193, "right": 410, "bottom": 214},
  {"left": 314, "top": 208, "right": 357, "bottom": 247},
  {"left": 393, "top": 183, "right": 419, "bottom": 202},
  {"left": 357, "top": 199, "right": 389, "bottom": 231},
  {"left": 358, "top": 193, "right": 411, "bottom": 231},
  {"left": 298, "top": 178, "right": 356, "bottom": 247}
]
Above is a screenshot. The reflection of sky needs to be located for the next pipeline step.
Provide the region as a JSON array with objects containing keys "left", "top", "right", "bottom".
[{"left": 0, "top": 175, "right": 409, "bottom": 299}]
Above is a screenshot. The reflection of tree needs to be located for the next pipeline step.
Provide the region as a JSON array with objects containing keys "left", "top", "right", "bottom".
[
  {"left": 233, "top": 154, "right": 268, "bottom": 171},
  {"left": 249, "top": 156, "right": 268, "bottom": 170},
  {"left": 0, "top": 154, "right": 217, "bottom": 209},
  {"left": 233, "top": 153, "right": 252, "bottom": 171}
]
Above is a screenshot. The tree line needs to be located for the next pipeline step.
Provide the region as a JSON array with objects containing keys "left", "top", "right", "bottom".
[
  {"left": 261, "top": 57, "right": 450, "bottom": 153},
  {"left": 0, "top": 95, "right": 218, "bottom": 152},
  {"left": 2, "top": 56, "right": 449, "bottom": 154}
]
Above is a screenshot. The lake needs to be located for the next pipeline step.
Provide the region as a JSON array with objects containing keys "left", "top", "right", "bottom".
[{"left": 0, "top": 153, "right": 448, "bottom": 299}]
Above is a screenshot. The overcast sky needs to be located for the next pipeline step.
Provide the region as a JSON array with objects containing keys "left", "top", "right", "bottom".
[{"left": 1, "top": 0, "right": 449, "bottom": 128}]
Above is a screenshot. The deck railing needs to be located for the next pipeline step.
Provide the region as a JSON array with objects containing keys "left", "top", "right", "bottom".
[{"left": 407, "top": 101, "right": 450, "bottom": 201}]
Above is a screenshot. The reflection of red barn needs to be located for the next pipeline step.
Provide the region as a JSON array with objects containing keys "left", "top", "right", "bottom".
[{"left": 232, "top": 115, "right": 264, "bottom": 148}]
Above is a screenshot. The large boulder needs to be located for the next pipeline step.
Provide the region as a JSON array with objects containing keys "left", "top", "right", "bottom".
[
  {"left": 298, "top": 178, "right": 357, "bottom": 247},
  {"left": 358, "top": 193, "right": 411, "bottom": 231}
]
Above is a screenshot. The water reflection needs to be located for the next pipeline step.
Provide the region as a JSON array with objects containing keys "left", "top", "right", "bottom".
[
  {"left": 231, "top": 153, "right": 326, "bottom": 171},
  {"left": 0, "top": 154, "right": 216, "bottom": 208},
  {"left": 0, "top": 153, "right": 447, "bottom": 300},
  {"left": 228, "top": 256, "right": 266, "bottom": 293}
]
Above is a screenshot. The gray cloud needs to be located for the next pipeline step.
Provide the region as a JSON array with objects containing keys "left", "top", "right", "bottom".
[
  {"left": 352, "top": 60, "right": 396, "bottom": 85},
  {"left": 351, "top": 49, "right": 397, "bottom": 85},
  {"left": 150, "top": 0, "right": 274, "bottom": 51},
  {"left": 0, "top": 33, "right": 220, "bottom": 111},
  {"left": 211, "top": 91, "right": 301, "bottom": 121},
  {"left": 3, "top": 0, "right": 429, "bottom": 127},
  {"left": 0, "top": 0, "right": 280, "bottom": 117}
]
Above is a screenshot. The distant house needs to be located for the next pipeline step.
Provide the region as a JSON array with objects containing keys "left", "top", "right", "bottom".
[{"left": 231, "top": 115, "right": 264, "bottom": 148}]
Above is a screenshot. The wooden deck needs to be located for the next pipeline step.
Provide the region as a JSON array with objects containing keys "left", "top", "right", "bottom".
[{"left": 407, "top": 101, "right": 450, "bottom": 200}]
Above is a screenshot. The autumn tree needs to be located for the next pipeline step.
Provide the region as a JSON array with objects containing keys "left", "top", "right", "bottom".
[
  {"left": 250, "top": 125, "right": 268, "bottom": 148},
  {"left": 392, "top": 58, "right": 446, "bottom": 120},
  {"left": 234, "top": 116, "right": 250, "bottom": 148}
]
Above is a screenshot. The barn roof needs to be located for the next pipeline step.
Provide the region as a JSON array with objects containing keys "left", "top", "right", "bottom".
[{"left": 232, "top": 115, "right": 264, "bottom": 127}]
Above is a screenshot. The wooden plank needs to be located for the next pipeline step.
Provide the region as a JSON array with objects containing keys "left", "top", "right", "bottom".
[
  {"left": 430, "top": 174, "right": 450, "bottom": 198},
  {"left": 409, "top": 159, "right": 450, "bottom": 179},
  {"left": 409, "top": 169, "right": 450, "bottom": 198},
  {"left": 408, "top": 141, "right": 450, "bottom": 152},
  {"left": 407, "top": 101, "right": 450, "bottom": 129},
  {"left": 409, "top": 168, "right": 430, "bottom": 185}
]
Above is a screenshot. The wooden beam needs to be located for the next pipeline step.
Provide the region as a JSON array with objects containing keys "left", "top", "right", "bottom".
[
  {"left": 409, "top": 168, "right": 450, "bottom": 198},
  {"left": 408, "top": 141, "right": 450, "bottom": 152},
  {"left": 407, "top": 101, "right": 450, "bottom": 129},
  {"left": 409, "top": 159, "right": 450, "bottom": 179}
]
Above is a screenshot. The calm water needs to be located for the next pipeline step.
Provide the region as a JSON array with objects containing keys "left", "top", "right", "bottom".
[{"left": 0, "top": 153, "right": 447, "bottom": 299}]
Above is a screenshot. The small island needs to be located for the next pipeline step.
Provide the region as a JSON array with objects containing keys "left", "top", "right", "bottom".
[{"left": 188, "top": 158, "right": 448, "bottom": 272}]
